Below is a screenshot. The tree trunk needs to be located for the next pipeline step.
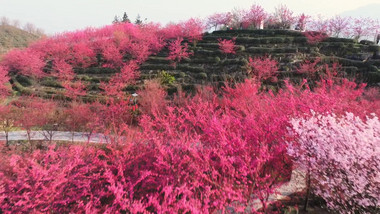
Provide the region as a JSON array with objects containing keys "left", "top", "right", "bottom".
[
  {"left": 27, "top": 130, "right": 32, "bottom": 152},
  {"left": 5, "top": 131, "right": 9, "bottom": 147},
  {"left": 303, "top": 168, "right": 311, "bottom": 211}
]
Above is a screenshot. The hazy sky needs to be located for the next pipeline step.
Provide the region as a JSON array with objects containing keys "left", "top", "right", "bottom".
[{"left": 0, "top": 0, "right": 379, "bottom": 34}]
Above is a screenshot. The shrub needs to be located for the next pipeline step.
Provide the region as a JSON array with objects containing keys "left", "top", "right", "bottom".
[{"left": 158, "top": 70, "right": 175, "bottom": 85}]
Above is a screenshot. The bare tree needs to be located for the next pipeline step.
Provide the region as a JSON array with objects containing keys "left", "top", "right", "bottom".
[
  {"left": 35, "top": 28, "right": 45, "bottom": 37},
  {"left": 1, "top": 16, "right": 10, "bottom": 25},
  {"left": 11, "top": 19, "right": 21, "bottom": 28},
  {"left": 23, "top": 22, "right": 36, "bottom": 34}
]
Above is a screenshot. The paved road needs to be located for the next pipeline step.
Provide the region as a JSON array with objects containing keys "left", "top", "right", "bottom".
[{"left": 0, "top": 131, "right": 109, "bottom": 143}]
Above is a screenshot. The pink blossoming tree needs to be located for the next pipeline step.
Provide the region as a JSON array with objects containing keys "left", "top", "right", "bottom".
[{"left": 288, "top": 112, "right": 380, "bottom": 213}]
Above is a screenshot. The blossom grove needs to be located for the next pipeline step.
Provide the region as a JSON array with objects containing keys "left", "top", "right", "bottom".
[{"left": 0, "top": 3, "right": 379, "bottom": 213}]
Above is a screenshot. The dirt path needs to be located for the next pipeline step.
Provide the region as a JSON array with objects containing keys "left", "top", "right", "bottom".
[{"left": 249, "top": 169, "right": 306, "bottom": 211}]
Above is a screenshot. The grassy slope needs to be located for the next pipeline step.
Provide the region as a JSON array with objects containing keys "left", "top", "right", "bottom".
[{"left": 0, "top": 25, "right": 40, "bottom": 56}]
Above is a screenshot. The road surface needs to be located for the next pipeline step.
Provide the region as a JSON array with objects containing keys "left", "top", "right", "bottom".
[{"left": 0, "top": 131, "right": 109, "bottom": 143}]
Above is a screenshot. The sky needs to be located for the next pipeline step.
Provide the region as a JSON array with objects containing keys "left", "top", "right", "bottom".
[{"left": 0, "top": 0, "right": 380, "bottom": 35}]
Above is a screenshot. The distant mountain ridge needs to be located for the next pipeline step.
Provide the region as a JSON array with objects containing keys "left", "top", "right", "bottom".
[
  {"left": 341, "top": 3, "right": 380, "bottom": 20},
  {"left": 0, "top": 25, "right": 40, "bottom": 56}
]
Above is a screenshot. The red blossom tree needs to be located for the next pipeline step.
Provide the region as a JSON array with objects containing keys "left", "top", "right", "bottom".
[
  {"left": 159, "top": 23, "right": 184, "bottom": 39},
  {"left": 296, "top": 57, "right": 323, "bottom": 79},
  {"left": 218, "top": 38, "right": 236, "bottom": 54},
  {"left": 61, "top": 80, "right": 87, "bottom": 100},
  {"left": 0, "top": 104, "right": 18, "bottom": 146},
  {"left": 167, "top": 38, "right": 193, "bottom": 66},
  {"left": 0, "top": 66, "right": 9, "bottom": 96},
  {"left": 12, "top": 97, "right": 56, "bottom": 149},
  {"left": 180, "top": 18, "right": 204, "bottom": 42},
  {"left": 53, "top": 59, "right": 75, "bottom": 81},
  {"left": 37, "top": 101, "right": 63, "bottom": 143},
  {"left": 53, "top": 59, "right": 87, "bottom": 100},
  {"left": 248, "top": 56, "right": 278, "bottom": 81},
  {"left": 101, "top": 42, "right": 124, "bottom": 68},
  {"left": 69, "top": 42, "right": 96, "bottom": 67},
  {"left": 100, "top": 62, "right": 139, "bottom": 100},
  {"left": 1, "top": 49, "right": 46, "bottom": 78},
  {"left": 64, "top": 102, "right": 94, "bottom": 143},
  {"left": 303, "top": 31, "right": 328, "bottom": 44},
  {"left": 137, "top": 80, "right": 167, "bottom": 116}
]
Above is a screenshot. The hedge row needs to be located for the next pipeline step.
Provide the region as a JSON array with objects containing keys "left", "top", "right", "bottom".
[
  {"left": 75, "top": 67, "right": 118, "bottom": 75},
  {"left": 212, "top": 29, "right": 304, "bottom": 37},
  {"left": 246, "top": 47, "right": 298, "bottom": 54}
]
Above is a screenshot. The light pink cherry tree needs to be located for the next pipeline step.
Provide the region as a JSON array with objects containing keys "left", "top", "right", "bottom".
[
  {"left": 288, "top": 112, "right": 380, "bottom": 213},
  {"left": 328, "top": 15, "right": 351, "bottom": 38},
  {"left": 295, "top": 13, "right": 311, "bottom": 31},
  {"left": 350, "top": 17, "right": 379, "bottom": 41},
  {"left": 271, "top": 4, "right": 296, "bottom": 29},
  {"left": 206, "top": 12, "right": 232, "bottom": 30},
  {"left": 242, "top": 4, "right": 267, "bottom": 29},
  {"left": 309, "top": 15, "right": 329, "bottom": 34}
]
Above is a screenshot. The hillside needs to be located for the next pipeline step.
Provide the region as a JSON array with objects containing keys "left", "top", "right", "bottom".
[
  {"left": 0, "top": 25, "right": 40, "bottom": 56},
  {"left": 9, "top": 29, "right": 380, "bottom": 102}
]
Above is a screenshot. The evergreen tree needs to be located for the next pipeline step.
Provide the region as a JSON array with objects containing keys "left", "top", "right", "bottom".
[
  {"left": 122, "top": 12, "right": 130, "bottom": 23},
  {"left": 135, "top": 14, "right": 143, "bottom": 25},
  {"left": 112, "top": 15, "right": 120, "bottom": 24}
]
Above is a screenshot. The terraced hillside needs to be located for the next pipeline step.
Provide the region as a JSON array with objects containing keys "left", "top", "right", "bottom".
[
  {"left": 10, "top": 29, "right": 380, "bottom": 101},
  {"left": 141, "top": 30, "right": 380, "bottom": 89}
]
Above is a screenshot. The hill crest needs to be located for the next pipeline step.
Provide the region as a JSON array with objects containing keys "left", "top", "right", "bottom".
[{"left": 0, "top": 25, "right": 40, "bottom": 56}]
